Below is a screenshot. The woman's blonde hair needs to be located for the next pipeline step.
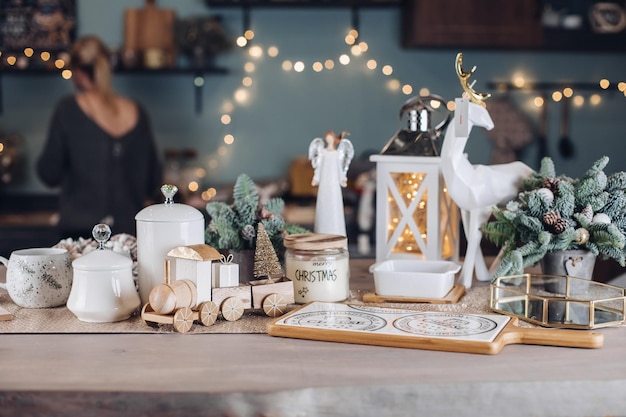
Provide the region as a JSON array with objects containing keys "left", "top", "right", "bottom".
[{"left": 70, "top": 35, "right": 117, "bottom": 113}]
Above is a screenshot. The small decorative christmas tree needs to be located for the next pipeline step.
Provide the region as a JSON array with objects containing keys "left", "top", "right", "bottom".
[
  {"left": 253, "top": 223, "right": 283, "bottom": 280},
  {"left": 205, "top": 173, "right": 309, "bottom": 253},
  {"left": 482, "top": 156, "right": 626, "bottom": 277}
]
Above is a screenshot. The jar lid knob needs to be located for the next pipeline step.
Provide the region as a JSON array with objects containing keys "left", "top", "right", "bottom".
[
  {"left": 161, "top": 184, "right": 178, "bottom": 205},
  {"left": 92, "top": 223, "right": 111, "bottom": 250}
]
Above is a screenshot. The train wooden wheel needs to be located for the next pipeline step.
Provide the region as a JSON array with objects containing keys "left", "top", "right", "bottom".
[
  {"left": 173, "top": 307, "right": 194, "bottom": 333},
  {"left": 262, "top": 293, "right": 287, "bottom": 317},
  {"left": 140, "top": 303, "right": 159, "bottom": 328},
  {"left": 199, "top": 301, "right": 219, "bottom": 326},
  {"left": 221, "top": 297, "right": 244, "bottom": 322}
]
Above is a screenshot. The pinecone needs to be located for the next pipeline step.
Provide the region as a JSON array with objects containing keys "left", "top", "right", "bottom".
[
  {"left": 542, "top": 177, "right": 560, "bottom": 194},
  {"left": 543, "top": 210, "right": 560, "bottom": 226},
  {"left": 552, "top": 218, "right": 568, "bottom": 234}
]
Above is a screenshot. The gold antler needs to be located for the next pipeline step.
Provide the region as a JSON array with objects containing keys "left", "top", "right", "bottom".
[{"left": 455, "top": 52, "right": 491, "bottom": 106}]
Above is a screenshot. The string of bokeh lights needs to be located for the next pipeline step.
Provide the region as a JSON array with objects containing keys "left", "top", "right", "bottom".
[
  {"left": 1, "top": 31, "right": 625, "bottom": 200},
  {"left": 207, "top": 26, "right": 626, "bottom": 183}
]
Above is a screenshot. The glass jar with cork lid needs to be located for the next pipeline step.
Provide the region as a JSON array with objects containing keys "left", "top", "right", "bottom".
[{"left": 284, "top": 233, "right": 349, "bottom": 304}]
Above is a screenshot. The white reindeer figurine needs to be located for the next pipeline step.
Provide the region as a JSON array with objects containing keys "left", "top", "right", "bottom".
[{"left": 441, "top": 53, "right": 533, "bottom": 289}]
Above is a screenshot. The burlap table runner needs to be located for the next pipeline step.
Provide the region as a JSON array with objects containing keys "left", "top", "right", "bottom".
[{"left": 0, "top": 286, "right": 506, "bottom": 334}]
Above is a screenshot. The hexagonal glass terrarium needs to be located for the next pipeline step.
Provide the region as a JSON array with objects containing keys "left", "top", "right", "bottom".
[{"left": 490, "top": 274, "right": 626, "bottom": 329}]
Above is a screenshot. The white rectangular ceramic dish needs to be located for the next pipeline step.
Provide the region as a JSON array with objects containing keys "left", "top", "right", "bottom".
[{"left": 369, "top": 259, "right": 461, "bottom": 299}]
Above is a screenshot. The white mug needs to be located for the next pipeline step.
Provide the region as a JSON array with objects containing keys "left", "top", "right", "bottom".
[{"left": 0, "top": 248, "right": 73, "bottom": 308}]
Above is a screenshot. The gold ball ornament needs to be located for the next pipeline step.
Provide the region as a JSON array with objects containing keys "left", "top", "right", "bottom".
[{"left": 575, "top": 228, "right": 590, "bottom": 244}]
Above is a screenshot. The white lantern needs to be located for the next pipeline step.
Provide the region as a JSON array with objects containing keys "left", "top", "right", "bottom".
[{"left": 370, "top": 154, "right": 460, "bottom": 263}]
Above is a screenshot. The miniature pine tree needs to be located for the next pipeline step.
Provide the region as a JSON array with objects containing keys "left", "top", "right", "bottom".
[
  {"left": 205, "top": 173, "right": 310, "bottom": 252},
  {"left": 253, "top": 223, "right": 283, "bottom": 279}
]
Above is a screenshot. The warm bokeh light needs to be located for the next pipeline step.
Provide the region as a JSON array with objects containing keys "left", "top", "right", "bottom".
[
  {"left": 282, "top": 60, "right": 293, "bottom": 71},
  {"left": 6, "top": 56, "right": 16, "bottom": 65},
  {"left": 599, "top": 79, "right": 610, "bottom": 89},
  {"left": 324, "top": 59, "right": 334, "bottom": 70},
  {"left": 234, "top": 88, "right": 248, "bottom": 103},
  {"left": 430, "top": 100, "right": 441, "bottom": 109},
  {"left": 447, "top": 101, "right": 455, "bottom": 111},
  {"left": 350, "top": 45, "right": 362, "bottom": 56},
  {"left": 220, "top": 114, "right": 231, "bottom": 125},
  {"left": 512, "top": 74, "right": 525, "bottom": 88},
  {"left": 242, "top": 76, "right": 253, "bottom": 87},
  {"left": 618, "top": 82, "right": 626, "bottom": 92},
  {"left": 224, "top": 134, "right": 235, "bottom": 145},
  {"left": 208, "top": 159, "right": 218, "bottom": 169},
  {"left": 339, "top": 54, "right": 350, "bottom": 65},
  {"left": 201, "top": 187, "right": 217, "bottom": 201},
  {"left": 387, "top": 79, "right": 400, "bottom": 91},
  {"left": 533, "top": 96, "right": 544, "bottom": 107},
  {"left": 402, "top": 84, "right": 413, "bottom": 95},
  {"left": 551, "top": 91, "right": 563, "bottom": 102},
  {"left": 366, "top": 59, "right": 377, "bottom": 70},
  {"left": 195, "top": 168, "right": 206, "bottom": 178},
  {"left": 348, "top": 29, "right": 358, "bottom": 39},
  {"left": 419, "top": 87, "right": 430, "bottom": 96},
  {"left": 312, "top": 61, "right": 323, "bottom": 72},
  {"left": 563, "top": 87, "right": 573, "bottom": 97},
  {"left": 223, "top": 101, "right": 234, "bottom": 113},
  {"left": 382, "top": 65, "right": 393, "bottom": 75},
  {"left": 23, "top": 47, "right": 33, "bottom": 57},
  {"left": 0, "top": 143, "right": 4, "bottom": 152},
  {"left": 249, "top": 45, "right": 263, "bottom": 58},
  {"left": 236, "top": 36, "right": 248, "bottom": 47},
  {"left": 344, "top": 34, "right": 356, "bottom": 45},
  {"left": 267, "top": 46, "right": 279, "bottom": 57},
  {"left": 61, "top": 69, "right": 72, "bottom": 79},
  {"left": 573, "top": 95, "right": 585, "bottom": 107},
  {"left": 358, "top": 42, "right": 368, "bottom": 52},
  {"left": 244, "top": 29, "right": 255, "bottom": 40},
  {"left": 40, "top": 51, "right": 50, "bottom": 61},
  {"left": 294, "top": 61, "right": 305, "bottom": 72},
  {"left": 188, "top": 181, "right": 199, "bottom": 192},
  {"left": 244, "top": 62, "right": 255, "bottom": 73},
  {"left": 217, "top": 146, "right": 227, "bottom": 156},
  {"left": 590, "top": 94, "right": 602, "bottom": 106},
  {"left": 55, "top": 59, "right": 65, "bottom": 69}
]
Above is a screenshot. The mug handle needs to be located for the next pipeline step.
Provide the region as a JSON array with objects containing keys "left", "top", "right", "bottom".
[{"left": 0, "top": 256, "right": 8, "bottom": 290}]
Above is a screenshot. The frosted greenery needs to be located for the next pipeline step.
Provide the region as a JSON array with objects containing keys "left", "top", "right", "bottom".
[
  {"left": 205, "top": 173, "right": 309, "bottom": 253},
  {"left": 482, "top": 156, "right": 626, "bottom": 278}
]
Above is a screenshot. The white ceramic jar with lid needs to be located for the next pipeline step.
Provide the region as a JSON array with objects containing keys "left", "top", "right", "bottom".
[
  {"left": 67, "top": 224, "right": 140, "bottom": 323},
  {"left": 135, "top": 184, "right": 204, "bottom": 304}
]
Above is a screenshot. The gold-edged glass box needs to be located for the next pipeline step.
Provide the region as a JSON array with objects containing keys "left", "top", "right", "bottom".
[{"left": 490, "top": 274, "right": 626, "bottom": 329}]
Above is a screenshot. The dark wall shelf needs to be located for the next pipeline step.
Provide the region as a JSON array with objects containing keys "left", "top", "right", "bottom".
[
  {"left": 204, "top": 0, "right": 399, "bottom": 7},
  {"left": 402, "top": 0, "right": 626, "bottom": 53},
  {"left": 0, "top": 66, "right": 229, "bottom": 115}
]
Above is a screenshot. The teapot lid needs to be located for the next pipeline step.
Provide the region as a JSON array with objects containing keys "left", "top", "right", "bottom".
[
  {"left": 135, "top": 184, "right": 204, "bottom": 223},
  {"left": 72, "top": 224, "right": 132, "bottom": 271}
]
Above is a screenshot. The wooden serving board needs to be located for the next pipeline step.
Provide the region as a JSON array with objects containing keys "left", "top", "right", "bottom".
[
  {"left": 362, "top": 284, "right": 465, "bottom": 304},
  {"left": 267, "top": 302, "right": 604, "bottom": 355}
]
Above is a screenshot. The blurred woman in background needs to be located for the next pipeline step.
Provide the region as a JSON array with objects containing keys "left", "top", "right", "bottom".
[{"left": 37, "top": 35, "right": 162, "bottom": 239}]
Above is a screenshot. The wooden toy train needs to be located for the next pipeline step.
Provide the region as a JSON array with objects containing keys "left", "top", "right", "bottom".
[{"left": 141, "top": 244, "right": 294, "bottom": 333}]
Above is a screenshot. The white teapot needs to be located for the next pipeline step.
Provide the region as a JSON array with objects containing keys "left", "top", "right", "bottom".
[
  {"left": 67, "top": 224, "right": 140, "bottom": 322},
  {"left": 135, "top": 185, "right": 204, "bottom": 304}
]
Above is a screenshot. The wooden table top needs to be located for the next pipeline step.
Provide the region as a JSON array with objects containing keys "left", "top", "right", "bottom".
[{"left": 1, "top": 258, "right": 625, "bottom": 417}]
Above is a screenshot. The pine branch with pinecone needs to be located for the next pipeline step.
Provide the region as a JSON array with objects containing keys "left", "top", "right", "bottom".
[{"left": 482, "top": 156, "right": 626, "bottom": 277}]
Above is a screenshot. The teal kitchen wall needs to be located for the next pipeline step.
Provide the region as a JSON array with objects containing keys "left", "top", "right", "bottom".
[{"left": 2, "top": 0, "right": 625, "bottom": 195}]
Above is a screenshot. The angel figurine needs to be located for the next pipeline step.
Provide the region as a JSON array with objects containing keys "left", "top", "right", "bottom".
[{"left": 309, "top": 130, "right": 354, "bottom": 237}]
